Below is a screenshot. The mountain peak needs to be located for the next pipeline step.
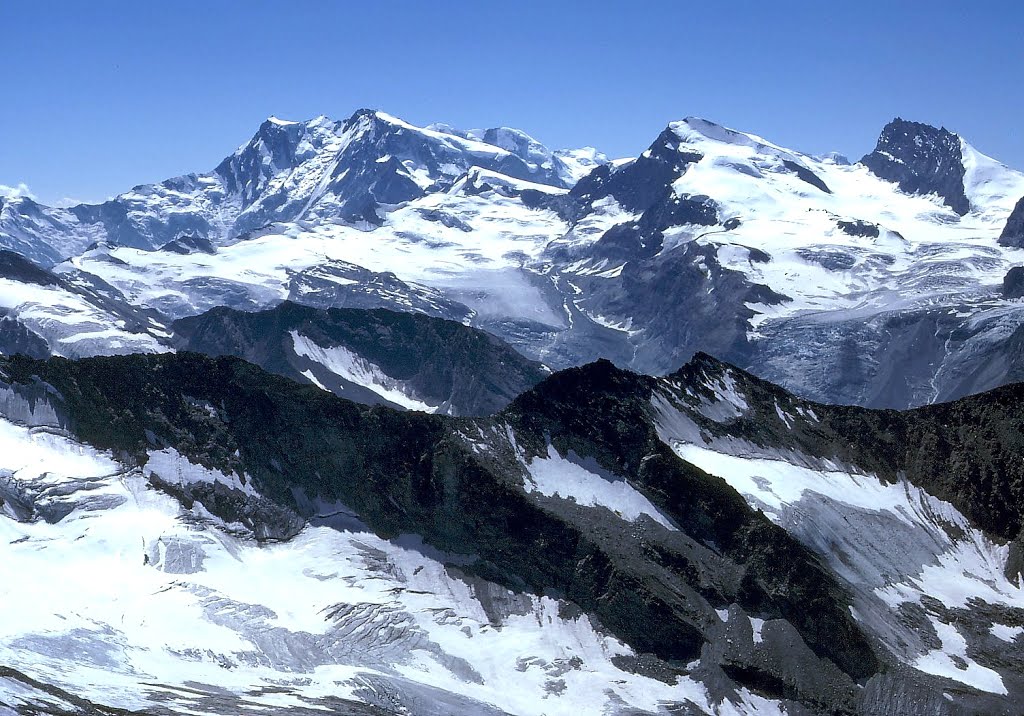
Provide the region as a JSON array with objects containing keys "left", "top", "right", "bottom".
[
  {"left": 343, "top": 108, "right": 416, "bottom": 133},
  {"left": 265, "top": 115, "right": 299, "bottom": 127},
  {"left": 344, "top": 107, "right": 379, "bottom": 122},
  {"left": 669, "top": 116, "right": 790, "bottom": 156},
  {"left": 880, "top": 116, "right": 955, "bottom": 140},
  {"left": 254, "top": 114, "right": 307, "bottom": 135},
  {"left": 860, "top": 117, "right": 970, "bottom": 215},
  {"left": 674, "top": 115, "right": 730, "bottom": 135}
]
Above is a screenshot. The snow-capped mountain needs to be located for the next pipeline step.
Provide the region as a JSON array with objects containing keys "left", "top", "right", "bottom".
[
  {"left": 0, "top": 111, "right": 606, "bottom": 268},
  {"left": 547, "top": 115, "right": 1024, "bottom": 407},
  {"left": 4, "top": 350, "right": 1024, "bottom": 715},
  {"left": 8, "top": 105, "right": 1024, "bottom": 716},
  {"left": 4, "top": 109, "right": 1024, "bottom": 411}
]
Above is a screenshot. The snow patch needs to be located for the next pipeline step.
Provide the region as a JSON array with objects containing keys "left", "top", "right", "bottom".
[
  {"left": 524, "top": 444, "right": 676, "bottom": 530},
  {"left": 144, "top": 447, "right": 258, "bottom": 498},
  {"left": 290, "top": 331, "right": 436, "bottom": 412},
  {"left": 915, "top": 619, "right": 1006, "bottom": 695},
  {"left": 989, "top": 623, "right": 1024, "bottom": 643},
  {"left": 749, "top": 617, "right": 765, "bottom": 644}
]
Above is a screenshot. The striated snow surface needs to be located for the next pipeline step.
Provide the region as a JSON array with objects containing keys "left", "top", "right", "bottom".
[{"left": 654, "top": 388, "right": 1024, "bottom": 696}]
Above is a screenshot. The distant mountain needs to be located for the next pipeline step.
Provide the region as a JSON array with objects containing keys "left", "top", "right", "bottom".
[
  {"left": 5, "top": 109, "right": 1024, "bottom": 409},
  {"left": 172, "top": 302, "right": 548, "bottom": 415},
  {"left": 4, "top": 350, "right": 1024, "bottom": 713},
  {"left": 543, "top": 115, "right": 1024, "bottom": 407},
  {"left": 0, "top": 111, "right": 606, "bottom": 267}
]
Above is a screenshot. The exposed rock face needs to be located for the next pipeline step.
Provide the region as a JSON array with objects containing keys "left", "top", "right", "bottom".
[
  {"left": 781, "top": 159, "right": 831, "bottom": 194},
  {"left": 0, "top": 315, "right": 51, "bottom": 359},
  {"left": 0, "top": 249, "right": 61, "bottom": 286},
  {"left": 861, "top": 118, "right": 970, "bottom": 215},
  {"left": 837, "top": 219, "right": 881, "bottom": 238},
  {"left": 569, "top": 127, "right": 705, "bottom": 216},
  {"left": 585, "top": 194, "right": 720, "bottom": 263},
  {"left": 160, "top": 234, "right": 217, "bottom": 255},
  {"left": 999, "top": 196, "right": 1024, "bottom": 247},
  {"left": 579, "top": 242, "right": 788, "bottom": 373}
]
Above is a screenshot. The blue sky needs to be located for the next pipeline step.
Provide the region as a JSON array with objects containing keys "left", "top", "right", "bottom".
[{"left": 3, "top": 1, "right": 1023, "bottom": 205}]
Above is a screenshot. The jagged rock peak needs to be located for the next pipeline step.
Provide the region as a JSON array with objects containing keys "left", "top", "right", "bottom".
[{"left": 860, "top": 117, "right": 970, "bottom": 215}]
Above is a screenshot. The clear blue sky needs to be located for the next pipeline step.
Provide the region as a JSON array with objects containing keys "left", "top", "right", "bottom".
[{"left": 3, "top": 1, "right": 1023, "bottom": 206}]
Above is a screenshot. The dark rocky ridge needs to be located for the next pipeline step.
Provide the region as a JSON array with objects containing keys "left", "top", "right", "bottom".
[
  {"left": 502, "top": 359, "right": 878, "bottom": 686},
  {"left": 0, "top": 249, "right": 61, "bottom": 286},
  {"left": 587, "top": 194, "right": 720, "bottom": 263},
  {"left": 172, "top": 302, "right": 547, "bottom": 415},
  {"left": 837, "top": 219, "right": 880, "bottom": 238},
  {"left": 0, "top": 351, "right": 882, "bottom": 712},
  {"left": 860, "top": 118, "right": 970, "bottom": 215},
  {"left": 5, "top": 351, "right": 1024, "bottom": 711},
  {"left": 782, "top": 159, "right": 831, "bottom": 194},
  {"left": 569, "top": 127, "right": 704, "bottom": 216}
]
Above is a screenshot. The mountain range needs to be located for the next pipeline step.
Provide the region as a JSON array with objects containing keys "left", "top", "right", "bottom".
[
  {"left": 3, "top": 109, "right": 1024, "bottom": 409},
  {"left": 4, "top": 107, "right": 1024, "bottom": 715},
  {"left": 4, "top": 349, "right": 1024, "bottom": 715}
]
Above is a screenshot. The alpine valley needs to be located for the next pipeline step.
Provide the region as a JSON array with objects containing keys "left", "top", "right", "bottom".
[{"left": 3, "top": 108, "right": 1024, "bottom": 715}]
